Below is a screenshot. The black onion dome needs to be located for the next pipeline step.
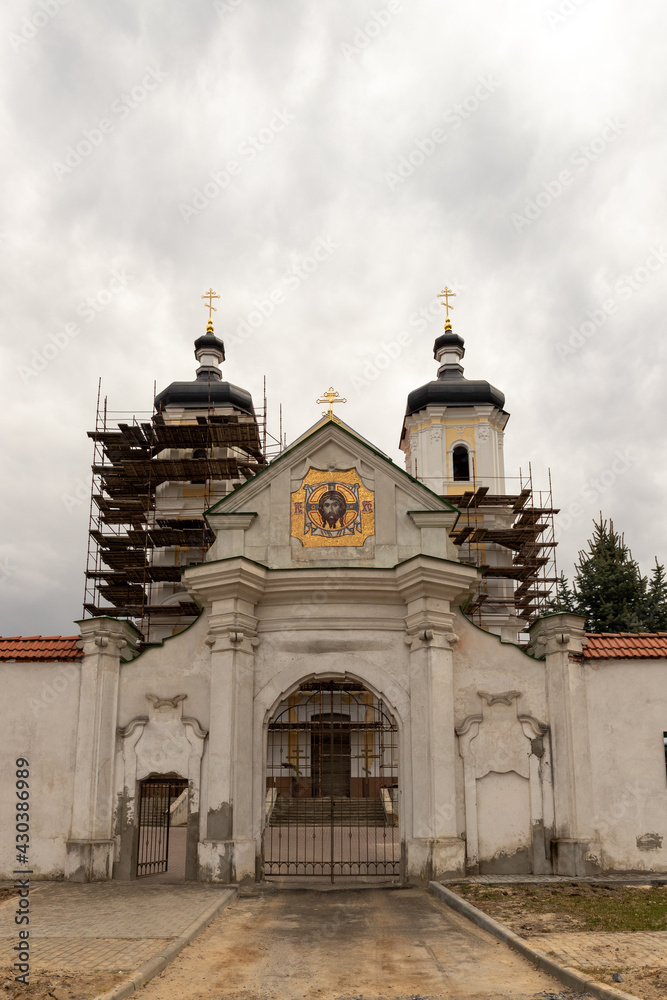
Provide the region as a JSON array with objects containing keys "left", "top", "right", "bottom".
[
  {"left": 154, "top": 373, "right": 255, "bottom": 415},
  {"left": 194, "top": 333, "right": 225, "bottom": 358},
  {"left": 433, "top": 331, "right": 465, "bottom": 358},
  {"left": 406, "top": 369, "right": 505, "bottom": 416}
]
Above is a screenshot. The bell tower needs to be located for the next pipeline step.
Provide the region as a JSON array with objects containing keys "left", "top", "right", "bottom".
[
  {"left": 84, "top": 289, "right": 265, "bottom": 645},
  {"left": 400, "top": 289, "right": 524, "bottom": 641},
  {"left": 400, "top": 288, "right": 509, "bottom": 495}
]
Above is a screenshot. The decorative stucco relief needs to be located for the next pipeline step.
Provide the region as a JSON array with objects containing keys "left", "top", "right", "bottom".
[
  {"left": 456, "top": 691, "right": 552, "bottom": 871},
  {"left": 118, "top": 694, "right": 208, "bottom": 815}
]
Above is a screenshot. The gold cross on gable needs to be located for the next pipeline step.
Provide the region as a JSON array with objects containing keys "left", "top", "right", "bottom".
[
  {"left": 438, "top": 286, "right": 456, "bottom": 318},
  {"left": 201, "top": 287, "right": 220, "bottom": 322},
  {"left": 316, "top": 386, "right": 347, "bottom": 420}
]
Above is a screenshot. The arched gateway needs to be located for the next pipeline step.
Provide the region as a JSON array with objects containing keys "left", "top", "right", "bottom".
[{"left": 263, "top": 679, "right": 400, "bottom": 881}]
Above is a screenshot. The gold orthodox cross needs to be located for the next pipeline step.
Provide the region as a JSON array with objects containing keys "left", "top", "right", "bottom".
[
  {"left": 317, "top": 386, "right": 347, "bottom": 420},
  {"left": 201, "top": 287, "right": 220, "bottom": 322},
  {"left": 351, "top": 750, "right": 380, "bottom": 777},
  {"left": 282, "top": 745, "right": 308, "bottom": 777},
  {"left": 438, "top": 286, "right": 456, "bottom": 319}
]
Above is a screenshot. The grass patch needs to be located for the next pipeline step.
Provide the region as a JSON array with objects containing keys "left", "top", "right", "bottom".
[{"left": 454, "top": 883, "right": 667, "bottom": 933}]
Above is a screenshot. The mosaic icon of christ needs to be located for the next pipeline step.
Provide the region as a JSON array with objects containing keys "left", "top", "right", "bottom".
[{"left": 318, "top": 490, "right": 347, "bottom": 529}]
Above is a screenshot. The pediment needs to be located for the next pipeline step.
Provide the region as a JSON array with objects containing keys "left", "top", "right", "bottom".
[{"left": 205, "top": 418, "right": 460, "bottom": 568}]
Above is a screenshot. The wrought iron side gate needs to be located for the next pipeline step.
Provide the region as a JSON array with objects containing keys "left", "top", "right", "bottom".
[
  {"left": 136, "top": 777, "right": 188, "bottom": 877},
  {"left": 264, "top": 680, "right": 400, "bottom": 880}
]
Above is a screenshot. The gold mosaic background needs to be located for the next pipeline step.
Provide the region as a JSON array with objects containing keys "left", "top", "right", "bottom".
[{"left": 291, "top": 468, "right": 375, "bottom": 548}]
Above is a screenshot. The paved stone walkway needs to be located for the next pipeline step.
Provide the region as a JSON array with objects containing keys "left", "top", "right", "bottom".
[
  {"left": 0, "top": 882, "right": 234, "bottom": 972},
  {"left": 528, "top": 930, "right": 667, "bottom": 970}
]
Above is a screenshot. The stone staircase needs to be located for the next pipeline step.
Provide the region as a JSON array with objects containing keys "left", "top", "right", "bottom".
[{"left": 269, "top": 795, "right": 388, "bottom": 827}]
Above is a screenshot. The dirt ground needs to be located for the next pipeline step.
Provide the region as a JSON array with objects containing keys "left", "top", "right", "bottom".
[
  {"left": 132, "top": 884, "right": 580, "bottom": 1000},
  {"left": 0, "top": 968, "right": 124, "bottom": 1000},
  {"left": 453, "top": 883, "right": 667, "bottom": 1000},
  {"left": 452, "top": 883, "right": 667, "bottom": 935},
  {"left": 0, "top": 885, "right": 124, "bottom": 1000}
]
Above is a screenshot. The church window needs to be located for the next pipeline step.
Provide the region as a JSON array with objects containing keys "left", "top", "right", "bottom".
[
  {"left": 452, "top": 445, "right": 470, "bottom": 481},
  {"left": 190, "top": 448, "right": 207, "bottom": 484}
]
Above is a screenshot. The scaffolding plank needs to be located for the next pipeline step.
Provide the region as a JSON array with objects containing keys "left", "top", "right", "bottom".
[{"left": 512, "top": 488, "right": 531, "bottom": 512}]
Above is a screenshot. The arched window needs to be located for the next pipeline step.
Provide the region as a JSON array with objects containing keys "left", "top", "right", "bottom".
[{"left": 452, "top": 445, "right": 470, "bottom": 481}]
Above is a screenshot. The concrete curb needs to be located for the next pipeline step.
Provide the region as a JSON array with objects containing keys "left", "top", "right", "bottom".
[
  {"left": 93, "top": 887, "right": 237, "bottom": 1000},
  {"left": 429, "top": 881, "right": 640, "bottom": 1000}
]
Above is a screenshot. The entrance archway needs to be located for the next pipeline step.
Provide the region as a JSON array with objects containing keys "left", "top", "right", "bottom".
[
  {"left": 263, "top": 679, "right": 400, "bottom": 881},
  {"left": 136, "top": 775, "right": 188, "bottom": 880}
]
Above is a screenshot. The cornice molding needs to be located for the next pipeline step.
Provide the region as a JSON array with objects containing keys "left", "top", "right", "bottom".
[
  {"left": 395, "top": 554, "right": 479, "bottom": 603},
  {"left": 207, "top": 512, "right": 257, "bottom": 531},
  {"left": 181, "top": 554, "right": 479, "bottom": 618},
  {"left": 408, "top": 511, "right": 458, "bottom": 529},
  {"left": 183, "top": 557, "right": 267, "bottom": 605},
  {"left": 257, "top": 616, "right": 406, "bottom": 633}
]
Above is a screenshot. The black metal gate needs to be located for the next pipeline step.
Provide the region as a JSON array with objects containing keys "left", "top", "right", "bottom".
[
  {"left": 136, "top": 778, "right": 188, "bottom": 877},
  {"left": 263, "top": 680, "right": 400, "bottom": 880}
]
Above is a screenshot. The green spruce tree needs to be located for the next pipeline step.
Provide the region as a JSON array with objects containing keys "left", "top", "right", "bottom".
[
  {"left": 572, "top": 516, "right": 645, "bottom": 633},
  {"left": 642, "top": 559, "right": 667, "bottom": 632},
  {"left": 548, "top": 571, "right": 576, "bottom": 613}
]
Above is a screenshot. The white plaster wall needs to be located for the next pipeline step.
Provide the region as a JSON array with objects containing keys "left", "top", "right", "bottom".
[
  {"left": 453, "top": 615, "right": 548, "bottom": 726},
  {"left": 0, "top": 661, "right": 81, "bottom": 879},
  {"left": 116, "top": 615, "right": 212, "bottom": 733},
  {"left": 477, "top": 771, "right": 531, "bottom": 865},
  {"left": 451, "top": 613, "right": 549, "bottom": 854},
  {"left": 585, "top": 659, "right": 667, "bottom": 872}
]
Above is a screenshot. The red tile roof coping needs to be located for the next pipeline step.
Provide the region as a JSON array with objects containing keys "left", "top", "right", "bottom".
[
  {"left": 0, "top": 635, "right": 83, "bottom": 661},
  {"left": 3, "top": 633, "right": 667, "bottom": 662},
  {"left": 583, "top": 633, "right": 667, "bottom": 659}
]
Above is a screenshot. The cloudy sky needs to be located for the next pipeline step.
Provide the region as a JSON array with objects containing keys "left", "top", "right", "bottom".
[{"left": 2, "top": 0, "right": 666, "bottom": 636}]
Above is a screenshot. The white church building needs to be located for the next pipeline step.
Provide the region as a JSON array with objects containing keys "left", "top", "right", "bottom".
[{"left": 2, "top": 301, "right": 667, "bottom": 884}]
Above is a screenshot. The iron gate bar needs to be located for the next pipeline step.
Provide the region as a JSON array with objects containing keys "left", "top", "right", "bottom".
[
  {"left": 269, "top": 721, "right": 387, "bottom": 730},
  {"left": 136, "top": 778, "right": 188, "bottom": 878},
  {"left": 264, "top": 679, "right": 400, "bottom": 881}
]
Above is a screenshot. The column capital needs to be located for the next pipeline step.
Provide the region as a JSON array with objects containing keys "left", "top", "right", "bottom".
[
  {"left": 75, "top": 617, "right": 141, "bottom": 659},
  {"left": 527, "top": 613, "right": 588, "bottom": 659},
  {"left": 404, "top": 627, "right": 460, "bottom": 649},
  {"left": 205, "top": 628, "right": 259, "bottom": 654}
]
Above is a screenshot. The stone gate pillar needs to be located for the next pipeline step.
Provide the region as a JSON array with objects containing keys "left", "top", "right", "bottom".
[
  {"left": 396, "top": 556, "right": 477, "bottom": 880},
  {"left": 67, "top": 617, "right": 140, "bottom": 881},
  {"left": 184, "top": 558, "right": 266, "bottom": 883},
  {"left": 528, "top": 613, "right": 600, "bottom": 875}
]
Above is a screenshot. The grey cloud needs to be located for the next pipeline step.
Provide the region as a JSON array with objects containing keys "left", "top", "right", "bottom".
[{"left": 1, "top": 0, "right": 666, "bottom": 633}]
